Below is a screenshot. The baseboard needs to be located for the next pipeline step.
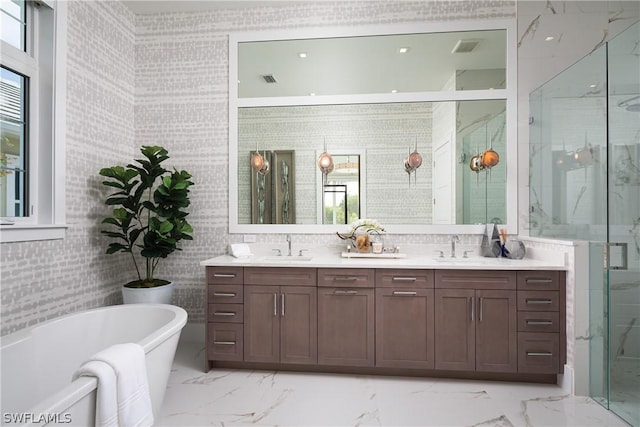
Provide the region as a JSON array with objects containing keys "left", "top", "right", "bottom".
[{"left": 559, "top": 364, "right": 574, "bottom": 395}]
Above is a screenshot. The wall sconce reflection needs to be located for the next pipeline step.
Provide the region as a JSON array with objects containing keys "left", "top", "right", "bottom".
[
  {"left": 469, "top": 137, "right": 500, "bottom": 174},
  {"left": 251, "top": 150, "right": 270, "bottom": 175},
  {"left": 404, "top": 138, "right": 423, "bottom": 186},
  {"left": 318, "top": 140, "right": 334, "bottom": 182},
  {"left": 554, "top": 134, "right": 595, "bottom": 171}
]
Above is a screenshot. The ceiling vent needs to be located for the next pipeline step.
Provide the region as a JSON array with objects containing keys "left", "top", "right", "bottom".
[
  {"left": 451, "top": 39, "right": 480, "bottom": 54},
  {"left": 262, "top": 74, "right": 277, "bottom": 83}
]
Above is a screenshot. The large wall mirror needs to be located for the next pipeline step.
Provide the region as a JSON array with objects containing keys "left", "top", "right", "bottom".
[{"left": 230, "top": 21, "right": 517, "bottom": 234}]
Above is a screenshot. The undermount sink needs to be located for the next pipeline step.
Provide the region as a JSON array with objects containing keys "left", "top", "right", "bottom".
[
  {"left": 260, "top": 256, "right": 313, "bottom": 262},
  {"left": 433, "top": 256, "right": 482, "bottom": 263}
]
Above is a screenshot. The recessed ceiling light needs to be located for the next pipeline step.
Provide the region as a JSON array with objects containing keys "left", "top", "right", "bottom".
[
  {"left": 545, "top": 36, "right": 555, "bottom": 41},
  {"left": 391, "top": 89, "right": 397, "bottom": 93},
  {"left": 298, "top": 52, "right": 308, "bottom": 58},
  {"left": 589, "top": 84, "right": 597, "bottom": 88},
  {"left": 310, "top": 92, "right": 316, "bottom": 96},
  {"left": 398, "top": 47, "right": 410, "bottom": 54}
]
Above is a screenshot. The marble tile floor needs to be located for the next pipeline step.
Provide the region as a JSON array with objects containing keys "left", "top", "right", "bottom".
[{"left": 157, "top": 340, "right": 630, "bottom": 427}]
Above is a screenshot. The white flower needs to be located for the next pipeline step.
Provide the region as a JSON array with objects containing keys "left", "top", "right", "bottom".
[{"left": 337, "top": 218, "right": 385, "bottom": 240}]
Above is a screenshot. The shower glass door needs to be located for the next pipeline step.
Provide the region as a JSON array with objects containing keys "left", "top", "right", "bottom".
[
  {"left": 606, "top": 21, "right": 640, "bottom": 426},
  {"left": 530, "top": 20, "right": 639, "bottom": 426}
]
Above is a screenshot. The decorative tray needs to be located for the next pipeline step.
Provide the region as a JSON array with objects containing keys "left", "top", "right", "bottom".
[{"left": 340, "top": 252, "right": 407, "bottom": 259}]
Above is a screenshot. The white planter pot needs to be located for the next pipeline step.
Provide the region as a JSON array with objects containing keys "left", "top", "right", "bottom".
[{"left": 122, "top": 281, "right": 175, "bottom": 304}]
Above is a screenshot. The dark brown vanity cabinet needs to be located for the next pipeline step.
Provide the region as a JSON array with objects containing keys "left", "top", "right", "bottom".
[
  {"left": 243, "top": 268, "right": 317, "bottom": 365},
  {"left": 206, "top": 267, "right": 244, "bottom": 363},
  {"left": 375, "top": 269, "right": 435, "bottom": 369},
  {"left": 205, "top": 265, "right": 566, "bottom": 381},
  {"left": 516, "top": 271, "right": 565, "bottom": 374},
  {"left": 317, "top": 268, "right": 375, "bottom": 366},
  {"left": 434, "top": 270, "right": 518, "bottom": 373}
]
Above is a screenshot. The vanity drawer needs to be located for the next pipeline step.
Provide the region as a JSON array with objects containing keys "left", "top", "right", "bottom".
[
  {"left": 517, "top": 311, "right": 559, "bottom": 333},
  {"left": 435, "top": 270, "right": 516, "bottom": 290},
  {"left": 375, "top": 269, "right": 434, "bottom": 288},
  {"left": 517, "top": 271, "right": 560, "bottom": 291},
  {"left": 207, "top": 267, "right": 244, "bottom": 285},
  {"left": 244, "top": 267, "right": 316, "bottom": 286},
  {"left": 318, "top": 268, "right": 375, "bottom": 288},
  {"left": 518, "top": 332, "right": 560, "bottom": 374},
  {"left": 517, "top": 291, "right": 559, "bottom": 312},
  {"left": 208, "top": 285, "right": 243, "bottom": 304},
  {"left": 208, "top": 323, "right": 243, "bottom": 361},
  {"left": 208, "top": 303, "right": 244, "bottom": 323}
]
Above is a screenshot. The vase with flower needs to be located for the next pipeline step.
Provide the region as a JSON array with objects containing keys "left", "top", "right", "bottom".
[{"left": 337, "top": 219, "right": 385, "bottom": 253}]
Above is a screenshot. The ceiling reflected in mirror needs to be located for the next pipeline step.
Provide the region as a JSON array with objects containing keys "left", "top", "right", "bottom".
[{"left": 238, "top": 30, "right": 506, "bottom": 98}]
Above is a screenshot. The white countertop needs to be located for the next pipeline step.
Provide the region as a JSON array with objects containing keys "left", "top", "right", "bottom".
[{"left": 200, "top": 243, "right": 567, "bottom": 271}]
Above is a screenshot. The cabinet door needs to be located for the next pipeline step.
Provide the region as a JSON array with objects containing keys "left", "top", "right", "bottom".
[
  {"left": 280, "top": 286, "right": 317, "bottom": 365},
  {"left": 244, "top": 285, "right": 280, "bottom": 363},
  {"left": 376, "top": 288, "right": 434, "bottom": 369},
  {"left": 435, "top": 288, "right": 475, "bottom": 371},
  {"left": 317, "top": 287, "right": 375, "bottom": 366},
  {"left": 475, "top": 289, "right": 517, "bottom": 373}
]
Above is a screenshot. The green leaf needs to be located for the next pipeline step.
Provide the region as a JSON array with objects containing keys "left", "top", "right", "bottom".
[
  {"left": 112, "top": 208, "right": 129, "bottom": 221},
  {"left": 158, "top": 221, "right": 174, "bottom": 234},
  {"left": 101, "top": 231, "right": 127, "bottom": 239},
  {"left": 101, "top": 217, "right": 121, "bottom": 226}
]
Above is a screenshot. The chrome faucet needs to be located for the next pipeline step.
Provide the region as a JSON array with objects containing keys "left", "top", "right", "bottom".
[
  {"left": 451, "top": 235, "right": 460, "bottom": 258},
  {"left": 286, "top": 234, "right": 292, "bottom": 256}
]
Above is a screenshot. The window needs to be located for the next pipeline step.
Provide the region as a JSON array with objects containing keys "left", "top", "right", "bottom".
[
  {"left": 0, "top": 66, "right": 27, "bottom": 217},
  {"left": 0, "top": 0, "right": 67, "bottom": 242}
]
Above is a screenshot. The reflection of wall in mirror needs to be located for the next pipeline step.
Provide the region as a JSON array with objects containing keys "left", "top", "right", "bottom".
[
  {"left": 461, "top": 110, "right": 506, "bottom": 224},
  {"left": 238, "top": 103, "right": 433, "bottom": 225}
]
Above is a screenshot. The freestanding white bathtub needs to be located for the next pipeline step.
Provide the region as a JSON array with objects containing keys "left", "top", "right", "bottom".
[{"left": 0, "top": 304, "right": 187, "bottom": 426}]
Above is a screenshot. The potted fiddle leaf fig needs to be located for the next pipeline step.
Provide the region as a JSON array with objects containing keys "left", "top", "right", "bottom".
[{"left": 99, "top": 145, "right": 194, "bottom": 304}]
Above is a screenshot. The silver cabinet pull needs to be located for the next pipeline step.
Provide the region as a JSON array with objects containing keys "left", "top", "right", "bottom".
[
  {"left": 470, "top": 296, "right": 475, "bottom": 322},
  {"left": 527, "top": 320, "right": 553, "bottom": 325},
  {"left": 526, "top": 352, "right": 553, "bottom": 357},
  {"left": 479, "top": 297, "right": 483, "bottom": 322},
  {"left": 281, "top": 293, "right": 285, "bottom": 316},
  {"left": 526, "top": 278, "right": 553, "bottom": 284},
  {"left": 392, "top": 277, "right": 417, "bottom": 282},
  {"left": 393, "top": 291, "right": 417, "bottom": 296},
  {"left": 273, "top": 293, "right": 278, "bottom": 316},
  {"left": 334, "top": 289, "right": 358, "bottom": 295},
  {"left": 213, "top": 292, "right": 236, "bottom": 297},
  {"left": 213, "top": 273, "right": 236, "bottom": 278},
  {"left": 213, "top": 311, "right": 236, "bottom": 317},
  {"left": 526, "top": 299, "right": 553, "bottom": 304},
  {"left": 334, "top": 276, "right": 358, "bottom": 281},
  {"left": 213, "top": 341, "right": 236, "bottom": 345}
]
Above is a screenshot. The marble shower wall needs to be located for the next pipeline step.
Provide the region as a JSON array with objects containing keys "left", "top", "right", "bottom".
[{"left": 516, "top": 0, "right": 640, "bottom": 233}]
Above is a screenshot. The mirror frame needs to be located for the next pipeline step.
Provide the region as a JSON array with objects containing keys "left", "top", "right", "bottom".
[{"left": 229, "top": 20, "right": 518, "bottom": 234}]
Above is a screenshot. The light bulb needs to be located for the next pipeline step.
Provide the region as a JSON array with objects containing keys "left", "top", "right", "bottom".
[
  {"left": 251, "top": 151, "right": 264, "bottom": 172},
  {"left": 318, "top": 152, "right": 334, "bottom": 174},
  {"left": 408, "top": 151, "right": 423, "bottom": 169}
]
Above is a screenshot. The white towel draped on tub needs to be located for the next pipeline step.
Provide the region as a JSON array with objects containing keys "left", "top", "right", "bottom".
[{"left": 73, "top": 343, "right": 154, "bottom": 427}]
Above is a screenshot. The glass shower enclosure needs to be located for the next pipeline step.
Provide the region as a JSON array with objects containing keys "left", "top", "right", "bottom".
[{"left": 529, "top": 21, "right": 639, "bottom": 426}]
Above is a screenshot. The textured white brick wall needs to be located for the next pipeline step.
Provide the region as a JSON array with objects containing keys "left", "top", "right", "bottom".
[{"left": 0, "top": 1, "right": 515, "bottom": 335}]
